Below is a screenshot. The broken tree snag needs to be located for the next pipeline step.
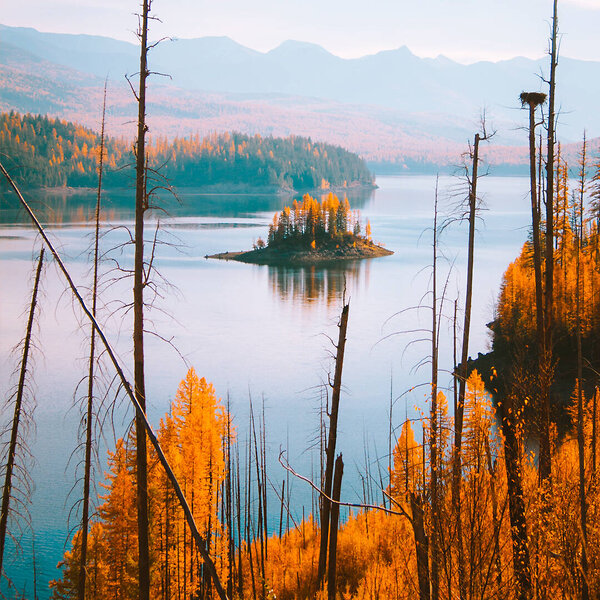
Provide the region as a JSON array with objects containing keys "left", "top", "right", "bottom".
[
  {"left": 327, "top": 454, "right": 344, "bottom": 600},
  {"left": 453, "top": 124, "right": 491, "bottom": 600},
  {"left": 498, "top": 393, "right": 532, "bottom": 600},
  {"left": 410, "top": 492, "right": 431, "bottom": 600},
  {"left": 318, "top": 303, "right": 350, "bottom": 585}
]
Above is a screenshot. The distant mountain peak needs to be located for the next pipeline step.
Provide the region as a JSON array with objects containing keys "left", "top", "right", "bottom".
[
  {"left": 268, "top": 40, "right": 333, "bottom": 57},
  {"left": 1, "top": 22, "right": 599, "bottom": 145},
  {"left": 432, "top": 54, "right": 456, "bottom": 65},
  {"left": 174, "top": 34, "right": 244, "bottom": 47}
]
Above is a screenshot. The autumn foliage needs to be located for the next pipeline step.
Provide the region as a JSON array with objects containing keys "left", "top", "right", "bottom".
[
  {"left": 264, "top": 193, "right": 371, "bottom": 248},
  {"left": 48, "top": 365, "right": 600, "bottom": 599},
  {"left": 0, "top": 111, "right": 373, "bottom": 190},
  {"left": 493, "top": 166, "right": 600, "bottom": 406},
  {"left": 51, "top": 369, "right": 232, "bottom": 599}
]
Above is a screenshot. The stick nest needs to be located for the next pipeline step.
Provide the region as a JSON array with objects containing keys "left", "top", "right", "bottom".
[{"left": 520, "top": 91, "right": 547, "bottom": 107}]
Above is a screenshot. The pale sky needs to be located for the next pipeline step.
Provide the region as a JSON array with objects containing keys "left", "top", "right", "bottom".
[{"left": 2, "top": 0, "right": 600, "bottom": 63}]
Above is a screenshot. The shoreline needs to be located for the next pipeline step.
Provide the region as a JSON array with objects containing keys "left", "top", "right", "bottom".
[
  {"left": 19, "top": 181, "right": 377, "bottom": 196},
  {"left": 206, "top": 241, "right": 393, "bottom": 266}
]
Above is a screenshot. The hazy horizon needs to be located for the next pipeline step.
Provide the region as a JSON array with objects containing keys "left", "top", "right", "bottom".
[
  {"left": 3, "top": 0, "right": 600, "bottom": 64},
  {"left": 0, "top": 21, "right": 576, "bottom": 67}
]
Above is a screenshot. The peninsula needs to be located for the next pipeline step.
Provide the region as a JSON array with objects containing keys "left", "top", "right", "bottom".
[{"left": 1, "top": 112, "right": 374, "bottom": 192}]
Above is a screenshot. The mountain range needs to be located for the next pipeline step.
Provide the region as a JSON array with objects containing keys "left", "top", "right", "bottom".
[{"left": 1, "top": 24, "right": 599, "bottom": 171}]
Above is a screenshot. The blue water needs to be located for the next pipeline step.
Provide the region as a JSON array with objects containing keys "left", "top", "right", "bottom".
[{"left": 0, "top": 175, "right": 531, "bottom": 597}]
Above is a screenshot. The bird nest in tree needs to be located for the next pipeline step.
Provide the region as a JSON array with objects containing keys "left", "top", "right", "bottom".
[{"left": 520, "top": 91, "right": 547, "bottom": 107}]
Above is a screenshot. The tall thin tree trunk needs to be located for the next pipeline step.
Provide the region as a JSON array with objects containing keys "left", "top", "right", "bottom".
[
  {"left": 226, "top": 399, "right": 234, "bottom": 600},
  {"left": 539, "top": 0, "right": 559, "bottom": 486},
  {"left": 485, "top": 438, "right": 502, "bottom": 592},
  {"left": 250, "top": 402, "right": 266, "bottom": 599},
  {"left": 78, "top": 81, "right": 107, "bottom": 600},
  {"left": 576, "top": 134, "right": 589, "bottom": 600},
  {"left": 454, "top": 131, "right": 482, "bottom": 600},
  {"left": 317, "top": 303, "right": 349, "bottom": 585},
  {"left": 261, "top": 402, "right": 268, "bottom": 565},
  {"left": 327, "top": 455, "right": 344, "bottom": 600},
  {"left": 134, "top": 2, "right": 151, "bottom": 598},
  {"left": 593, "top": 388, "right": 598, "bottom": 478},
  {"left": 499, "top": 393, "right": 531, "bottom": 600},
  {"left": 430, "top": 182, "right": 440, "bottom": 600},
  {"left": 0, "top": 248, "right": 44, "bottom": 577},
  {"left": 410, "top": 492, "right": 431, "bottom": 600},
  {"left": 278, "top": 480, "right": 285, "bottom": 539},
  {"left": 522, "top": 95, "right": 545, "bottom": 357}
]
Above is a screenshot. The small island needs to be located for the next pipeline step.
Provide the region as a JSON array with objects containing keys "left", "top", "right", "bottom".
[{"left": 207, "top": 193, "right": 393, "bottom": 265}]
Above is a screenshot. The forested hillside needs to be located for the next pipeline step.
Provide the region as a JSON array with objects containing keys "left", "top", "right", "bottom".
[
  {"left": 474, "top": 143, "right": 600, "bottom": 424},
  {"left": 0, "top": 112, "right": 374, "bottom": 190}
]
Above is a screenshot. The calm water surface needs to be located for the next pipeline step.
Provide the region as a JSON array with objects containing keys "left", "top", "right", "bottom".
[{"left": 0, "top": 176, "right": 530, "bottom": 596}]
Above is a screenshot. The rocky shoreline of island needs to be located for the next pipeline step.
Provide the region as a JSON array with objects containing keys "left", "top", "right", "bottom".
[{"left": 206, "top": 237, "right": 392, "bottom": 266}]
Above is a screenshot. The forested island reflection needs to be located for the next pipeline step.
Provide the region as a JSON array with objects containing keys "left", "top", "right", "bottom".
[{"left": 268, "top": 260, "right": 367, "bottom": 304}]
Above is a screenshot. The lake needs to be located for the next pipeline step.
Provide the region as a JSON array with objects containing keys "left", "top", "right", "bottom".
[{"left": 0, "top": 175, "right": 531, "bottom": 597}]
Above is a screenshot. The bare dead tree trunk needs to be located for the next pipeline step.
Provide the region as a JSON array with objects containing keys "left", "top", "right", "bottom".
[
  {"left": 261, "top": 402, "right": 268, "bottom": 566},
  {"left": 327, "top": 454, "right": 344, "bottom": 600},
  {"left": 317, "top": 303, "right": 350, "bottom": 586},
  {"left": 454, "top": 129, "right": 488, "bottom": 600},
  {"left": 485, "top": 438, "right": 502, "bottom": 592},
  {"left": 430, "top": 182, "right": 440, "bottom": 600},
  {"left": 0, "top": 248, "right": 44, "bottom": 576},
  {"left": 236, "top": 443, "right": 244, "bottom": 600},
  {"left": 225, "top": 399, "right": 234, "bottom": 600},
  {"left": 77, "top": 81, "right": 107, "bottom": 600},
  {"left": 410, "top": 492, "right": 431, "bottom": 600},
  {"left": 278, "top": 480, "right": 285, "bottom": 539},
  {"left": 521, "top": 92, "right": 546, "bottom": 359},
  {"left": 499, "top": 392, "right": 531, "bottom": 600},
  {"left": 576, "top": 134, "right": 589, "bottom": 600},
  {"left": 133, "top": 2, "right": 151, "bottom": 598},
  {"left": 594, "top": 388, "right": 598, "bottom": 479},
  {"left": 250, "top": 401, "right": 266, "bottom": 599},
  {"left": 539, "top": 0, "right": 559, "bottom": 486}
]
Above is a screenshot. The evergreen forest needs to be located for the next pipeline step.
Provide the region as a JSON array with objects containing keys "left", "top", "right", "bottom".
[{"left": 0, "top": 112, "right": 374, "bottom": 191}]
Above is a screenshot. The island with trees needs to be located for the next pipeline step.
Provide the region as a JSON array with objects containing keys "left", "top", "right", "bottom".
[{"left": 208, "top": 192, "right": 393, "bottom": 265}]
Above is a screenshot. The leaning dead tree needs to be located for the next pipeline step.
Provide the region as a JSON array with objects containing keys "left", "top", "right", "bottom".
[
  {"left": 0, "top": 248, "right": 44, "bottom": 579},
  {"left": 0, "top": 163, "right": 230, "bottom": 600}
]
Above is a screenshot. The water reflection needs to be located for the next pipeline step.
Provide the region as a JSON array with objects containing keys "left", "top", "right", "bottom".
[
  {"left": 0, "top": 185, "right": 375, "bottom": 225},
  {"left": 0, "top": 188, "right": 125, "bottom": 225},
  {"left": 268, "top": 260, "right": 370, "bottom": 305}
]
